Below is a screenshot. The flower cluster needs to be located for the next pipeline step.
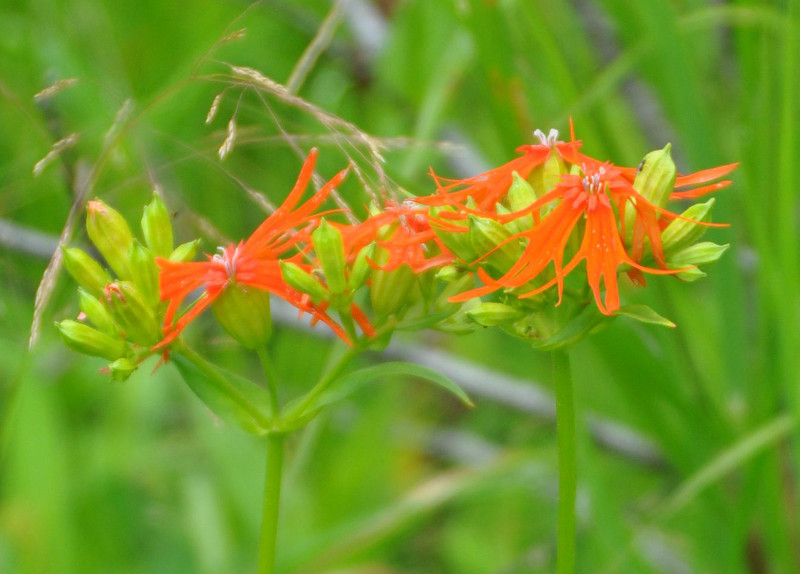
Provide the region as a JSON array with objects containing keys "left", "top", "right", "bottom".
[
  {"left": 59, "top": 130, "right": 736, "bottom": 372},
  {"left": 416, "top": 127, "right": 736, "bottom": 339}
]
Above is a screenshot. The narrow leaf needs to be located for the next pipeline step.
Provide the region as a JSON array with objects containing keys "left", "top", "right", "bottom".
[
  {"left": 615, "top": 304, "right": 677, "bottom": 328},
  {"left": 292, "top": 361, "right": 474, "bottom": 421},
  {"left": 172, "top": 352, "right": 274, "bottom": 435}
]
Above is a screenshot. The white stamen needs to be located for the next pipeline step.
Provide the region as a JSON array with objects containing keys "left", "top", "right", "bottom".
[
  {"left": 212, "top": 246, "right": 240, "bottom": 279},
  {"left": 533, "top": 128, "right": 560, "bottom": 147}
]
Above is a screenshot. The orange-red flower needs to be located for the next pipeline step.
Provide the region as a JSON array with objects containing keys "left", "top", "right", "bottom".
[
  {"left": 156, "top": 149, "right": 357, "bottom": 346},
  {"left": 422, "top": 128, "right": 586, "bottom": 212},
  {"left": 447, "top": 157, "right": 736, "bottom": 314},
  {"left": 349, "top": 201, "right": 456, "bottom": 273}
]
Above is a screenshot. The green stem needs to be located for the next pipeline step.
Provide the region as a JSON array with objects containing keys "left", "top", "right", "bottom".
[
  {"left": 255, "top": 347, "right": 284, "bottom": 574},
  {"left": 258, "top": 433, "right": 285, "bottom": 574},
  {"left": 257, "top": 346, "right": 280, "bottom": 418},
  {"left": 552, "top": 349, "right": 576, "bottom": 574}
]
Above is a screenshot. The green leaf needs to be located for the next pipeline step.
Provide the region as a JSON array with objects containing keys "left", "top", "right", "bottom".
[
  {"left": 615, "top": 304, "right": 676, "bottom": 328},
  {"left": 172, "top": 351, "right": 274, "bottom": 435},
  {"left": 287, "top": 361, "right": 474, "bottom": 423},
  {"left": 662, "top": 415, "right": 796, "bottom": 517}
]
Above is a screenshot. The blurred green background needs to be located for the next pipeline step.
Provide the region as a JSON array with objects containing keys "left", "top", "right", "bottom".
[{"left": 1, "top": 0, "right": 798, "bottom": 572}]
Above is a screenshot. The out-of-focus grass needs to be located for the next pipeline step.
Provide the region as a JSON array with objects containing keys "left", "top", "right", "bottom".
[{"left": 1, "top": 0, "right": 798, "bottom": 572}]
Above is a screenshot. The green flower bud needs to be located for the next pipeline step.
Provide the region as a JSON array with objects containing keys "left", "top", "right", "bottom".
[
  {"left": 667, "top": 242, "right": 728, "bottom": 281},
  {"left": 105, "top": 282, "right": 161, "bottom": 346},
  {"left": 624, "top": 144, "right": 676, "bottom": 245},
  {"left": 312, "top": 219, "right": 347, "bottom": 297},
  {"left": 56, "top": 319, "right": 127, "bottom": 361},
  {"left": 468, "top": 216, "right": 522, "bottom": 274},
  {"left": 169, "top": 239, "right": 201, "bottom": 262},
  {"left": 78, "top": 288, "right": 116, "bottom": 336},
  {"left": 280, "top": 261, "right": 329, "bottom": 303},
  {"left": 435, "top": 304, "right": 478, "bottom": 335},
  {"left": 529, "top": 153, "right": 567, "bottom": 198},
  {"left": 467, "top": 302, "right": 525, "bottom": 327},
  {"left": 504, "top": 173, "right": 536, "bottom": 233},
  {"left": 61, "top": 246, "right": 111, "bottom": 297},
  {"left": 429, "top": 206, "right": 476, "bottom": 263},
  {"left": 369, "top": 246, "right": 417, "bottom": 319},
  {"left": 141, "top": 192, "right": 174, "bottom": 257},
  {"left": 211, "top": 284, "right": 272, "bottom": 349},
  {"left": 129, "top": 240, "right": 159, "bottom": 307},
  {"left": 435, "top": 264, "right": 467, "bottom": 283},
  {"left": 109, "top": 357, "right": 137, "bottom": 382},
  {"left": 348, "top": 242, "right": 375, "bottom": 292},
  {"left": 633, "top": 144, "right": 676, "bottom": 208},
  {"left": 661, "top": 199, "right": 716, "bottom": 256},
  {"left": 86, "top": 199, "right": 134, "bottom": 279},
  {"left": 435, "top": 270, "right": 475, "bottom": 309}
]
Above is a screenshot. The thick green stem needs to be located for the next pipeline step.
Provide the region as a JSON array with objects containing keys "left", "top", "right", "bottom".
[
  {"left": 553, "top": 349, "right": 576, "bottom": 574},
  {"left": 258, "top": 433, "right": 284, "bottom": 574}
]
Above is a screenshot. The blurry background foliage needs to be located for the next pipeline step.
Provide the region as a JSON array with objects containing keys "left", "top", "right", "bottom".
[{"left": 0, "top": 0, "right": 798, "bottom": 572}]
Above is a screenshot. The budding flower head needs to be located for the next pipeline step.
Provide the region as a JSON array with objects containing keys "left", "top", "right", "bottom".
[
  {"left": 56, "top": 319, "right": 128, "bottom": 361},
  {"left": 109, "top": 357, "right": 137, "bottom": 382},
  {"left": 667, "top": 242, "right": 729, "bottom": 282},
  {"left": 211, "top": 283, "right": 272, "bottom": 349},
  {"left": 141, "top": 192, "right": 174, "bottom": 258},
  {"left": 280, "top": 260, "right": 329, "bottom": 304},
  {"left": 312, "top": 219, "right": 347, "bottom": 297},
  {"left": 86, "top": 199, "right": 134, "bottom": 279},
  {"left": 129, "top": 240, "right": 159, "bottom": 307},
  {"left": 169, "top": 239, "right": 201, "bottom": 262},
  {"left": 61, "top": 246, "right": 111, "bottom": 297},
  {"left": 105, "top": 282, "right": 161, "bottom": 346},
  {"left": 661, "top": 199, "right": 716, "bottom": 256},
  {"left": 369, "top": 244, "right": 418, "bottom": 320},
  {"left": 467, "top": 215, "right": 522, "bottom": 275},
  {"left": 77, "top": 288, "right": 116, "bottom": 336},
  {"left": 634, "top": 144, "right": 676, "bottom": 209}
]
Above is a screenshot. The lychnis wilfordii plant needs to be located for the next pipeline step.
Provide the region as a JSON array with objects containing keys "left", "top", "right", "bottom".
[
  {"left": 56, "top": 148, "right": 473, "bottom": 574},
  {"left": 57, "top": 126, "right": 736, "bottom": 573},
  {"left": 401, "top": 124, "right": 737, "bottom": 573}
]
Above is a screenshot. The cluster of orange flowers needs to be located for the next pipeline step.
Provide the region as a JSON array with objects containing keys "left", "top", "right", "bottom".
[{"left": 154, "top": 128, "right": 735, "bottom": 347}]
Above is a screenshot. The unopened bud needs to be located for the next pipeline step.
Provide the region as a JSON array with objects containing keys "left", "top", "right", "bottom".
[
  {"left": 105, "top": 282, "right": 161, "bottom": 346},
  {"left": 467, "top": 302, "right": 525, "bottom": 327},
  {"left": 312, "top": 219, "right": 347, "bottom": 296},
  {"left": 141, "top": 192, "right": 174, "bottom": 257},
  {"left": 504, "top": 173, "right": 536, "bottom": 233},
  {"left": 634, "top": 144, "right": 676, "bottom": 208},
  {"left": 86, "top": 199, "right": 134, "bottom": 279},
  {"left": 529, "top": 153, "right": 567, "bottom": 198},
  {"left": 169, "top": 239, "right": 201, "bottom": 262},
  {"left": 280, "top": 261, "right": 329, "bottom": 303},
  {"left": 56, "top": 319, "right": 127, "bottom": 361},
  {"left": 369, "top": 247, "right": 417, "bottom": 318},
  {"left": 109, "top": 357, "right": 137, "bottom": 381},
  {"left": 430, "top": 207, "right": 475, "bottom": 263},
  {"left": 211, "top": 284, "right": 272, "bottom": 349},
  {"left": 468, "top": 216, "right": 522, "bottom": 274},
  {"left": 77, "top": 288, "right": 116, "bottom": 336},
  {"left": 348, "top": 242, "right": 375, "bottom": 292},
  {"left": 668, "top": 242, "right": 729, "bottom": 282},
  {"left": 129, "top": 240, "right": 159, "bottom": 307},
  {"left": 624, "top": 144, "right": 676, "bottom": 245},
  {"left": 661, "top": 199, "right": 715, "bottom": 256},
  {"left": 435, "top": 264, "right": 467, "bottom": 283},
  {"left": 61, "top": 246, "right": 111, "bottom": 297}
]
